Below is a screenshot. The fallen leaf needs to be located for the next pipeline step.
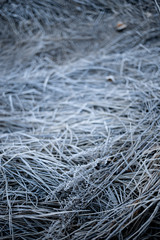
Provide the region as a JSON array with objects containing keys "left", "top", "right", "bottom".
[
  {"left": 116, "top": 21, "right": 127, "bottom": 31},
  {"left": 106, "top": 75, "right": 115, "bottom": 83}
]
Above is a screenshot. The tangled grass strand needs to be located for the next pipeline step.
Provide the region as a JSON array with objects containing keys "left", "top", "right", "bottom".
[{"left": 1, "top": 0, "right": 160, "bottom": 239}]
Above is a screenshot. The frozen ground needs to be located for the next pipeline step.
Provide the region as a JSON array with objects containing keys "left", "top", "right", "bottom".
[{"left": 0, "top": 0, "right": 160, "bottom": 239}]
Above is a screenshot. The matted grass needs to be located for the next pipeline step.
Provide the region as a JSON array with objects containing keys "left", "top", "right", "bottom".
[{"left": 0, "top": 0, "right": 160, "bottom": 239}]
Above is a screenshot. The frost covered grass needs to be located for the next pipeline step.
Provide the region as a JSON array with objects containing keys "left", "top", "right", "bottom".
[{"left": 0, "top": 0, "right": 160, "bottom": 239}]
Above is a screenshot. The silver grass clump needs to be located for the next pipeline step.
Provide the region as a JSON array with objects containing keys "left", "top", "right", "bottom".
[{"left": 0, "top": 0, "right": 160, "bottom": 239}]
